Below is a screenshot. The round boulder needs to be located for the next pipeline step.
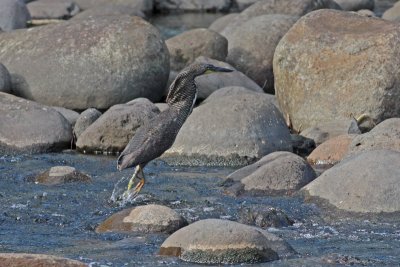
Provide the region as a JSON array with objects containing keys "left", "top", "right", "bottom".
[
  {"left": 96, "top": 204, "right": 187, "bottom": 234},
  {"left": 0, "top": 92, "right": 72, "bottom": 154},
  {"left": 163, "top": 93, "right": 292, "bottom": 166},
  {"left": 52, "top": 106, "right": 80, "bottom": 127},
  {"left": 27, "top": 0, "right": 80, "bottom": 19},
  {"left": 35, "top": 166, "right": 92, "bottom": 185},
  {"left": 0, "top": 62, "right": 11, "bottom": 93},
  {"left": 208, "top": 13, "right": 238, "bottom": 33},
  {"left": 303, "top": 149, "right": 400, "bottom": 213},
  {"left": 274, "top": 10, "right": 400, "bottom": 132},
  {"left": 0, "top": 0, "right": 31, "bottom": 31},
  {"left": 226, "top": 14, "right": 299, "bottom": 93},
  {"left": 159, "top": 219, "right": 296, "bottom": 264},
  {"left": 346, "top": 118, "right": 400, "bottom": 157},
  {"left": 223, "top": 151, "right": 316, "bottom": 196},
  {"left": 382, "top": 1, "right": 400, "bottom": 21},
  {"left": 166, "top": 28, "right": 228, "bottom": 71},
  {"left": 76, "top": 98, "right": 159, "bottom": 154},
  {"left": 307, "top": 134, "right": 357, "bottom": 165},
  {"left": 0, "top": 15, "right": 169, "bottom": 110},
  {"left": 238, "top": 205, "right": 294, "bottom": 228},
  {"left": 73, "top": 108, "right": 102, "bottom": 140},
  {"left": 0, "top": 253, "right": 86, "bottom": 267}
]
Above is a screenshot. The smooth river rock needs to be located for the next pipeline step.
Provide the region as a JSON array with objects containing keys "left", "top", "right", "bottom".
[
  {"left": 346, "top": 118, "right": 400, "bottom": 157},
  {"left": 27, "top": 0, "right": 80, "bottom": 19},
  {"left": 0, "top": 15, "right": 169, "bottom": 110},
  {"left": 223, "top": 151, "right": 316, "bottom": 196},
  {"left": 73, "top": 108, "right": 102, "bottom": 140},
  {"left": 166, "top": 28, "right": 228, "bottom": 71},
  {"left": 382, "top": 1, "right": 400, "bottom": 21},
  {"left": 0, "top": 253, "right": 86, "bottom": 267},
  {"left": 96, "top": 204, "right": 187, "bottom": 234},
  {"left": 0, "top": 0, "right": 31, "bottom": 31},
  {"left": 163, "top": 93, "right": 292, "bottom": 166},
  {"left": 35, "top": 166, "right": 92, "bottom": 185},
  {"left": 208, "top": 13, "right": 238, "bottom": 33},
  {"left": 238, "top": 205, "right": 294, "bottom": 228},
  {"left": 76, "top": 98, "right": 159, "bottom": 154},
  {"left": 303, "top": 149, "right": 400, "bottom": 213},
  {"left": 0, "top": 92, "right": 72, "bottom": 154},
  {"left": 72, "top": 4, "right": 145, "bottom": 20},
  {"left": 225, "top": 14, "right": 299, "bottom": 92},
  {"left": 274, "top": 10, "right": 400, "bottom": 132},
  {"left": 159, "top": 219, "right": 296, "bottom": 264},
  {"left": 74, "top": 0, "right": 154, "bottom": 14},
  {"left": 52, "top": 106, "right": 80, "bottom": 127}
]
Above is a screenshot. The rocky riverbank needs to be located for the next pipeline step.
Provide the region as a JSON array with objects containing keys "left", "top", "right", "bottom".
[{"left": 1, "top": 0, "right": 400, "bottom": 265}]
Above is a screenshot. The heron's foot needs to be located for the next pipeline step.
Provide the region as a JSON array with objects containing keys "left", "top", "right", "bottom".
[{"left": 123, "top": 177, "right": 145, "bottom": 199}]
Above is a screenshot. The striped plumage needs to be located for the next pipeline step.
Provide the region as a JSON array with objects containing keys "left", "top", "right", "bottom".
[{"left": 116, "top": 63, "right": 233, "bottom": 195}]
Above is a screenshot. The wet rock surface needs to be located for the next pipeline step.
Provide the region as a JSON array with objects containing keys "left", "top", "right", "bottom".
[
  {"left": 304, "top": 149, "right": 400, "bottom": 213},
  {"left": 225, "top": 14, "right": 299, "bottom": 92},
  {"left": 0, "top": 92, "right": 72, "bottom": 154},
  {"left": 0, "top": 15, "right": 169, "bottom": 110},
  {"left": 163, "top": 93, "right": 292, "bottom": 166},
  {"left": 76, "top": 98, "right": 159, "bottom": 153},
  {"left": 35, "top": 165, "right": 92, "bottom": 185},
  {"left": 223, "top": 151, "right": 316, "bottom": 196},
  {"left": 238, "top": 205, "right": 294, "bottom": 228},
  {"left": 159, "top": 218, "right": 288, "bottom": 264},
  {"left": 274, "top": 9, "right": 400, "bottom": 131},
  {"left": 96, "top": 204, "right": 187, "bottom": 234},
  {"left": 0, "top": 253, "right": 86, "bottom": 267},
  {"left": 166, "top": 28, "right": 228, "bottom": 71}
]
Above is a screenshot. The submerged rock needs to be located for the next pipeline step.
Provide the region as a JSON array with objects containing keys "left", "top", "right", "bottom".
[
  {"left": 0, "top": 0, "right": 31, "bottom": 31},
  {"left": 76, "top": 98, "right": 159, "bottom": 153},
  {"left": 223, "top": 151, "right": 316, "bottom": 196},
  {"left": 274, "top": 10, "right": 400, "bottom": 132},
  {"left": 96, "top": 204, "right": 187, "bottom": 234},
  {"left": 73, "top": 108, "right": 102, "bottom": 140},
  {"left": 166, "top": 28, "right": 228, "bottom": 71},
  {"left": 0, "top": 253, "right": 86, "bottom": 267},
  {"left": 35, "top": 166, "right": 91, "bottom": 185},
  {"left": 346, "top": 118, "right": 400, "bottom": 157},
  {"left": 307, "top": 134, "right": 357, "bottom": 165},
  {"left": 0, "top": 92, "right": 72, "bottom": 154},
  {"left": 238, "top": 205, "right": 294, "bottom": 228},
  {"left": 159, "top": 219, "right": 296, "bottom": 264},
  {"left": 303, "top": 149, "right": 400, "bottom": 213},
  {"left": 163, "top": 93, "right": 292, "bottom": 166},
  {"left": 225, "top": 14, "right": 299, "bottom": 93},
  {"left": 0, "top": 15, "right": 169, "bottom": 110}
]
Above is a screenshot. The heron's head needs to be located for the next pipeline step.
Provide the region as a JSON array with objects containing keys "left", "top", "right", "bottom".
[{"left": 188, "top": 63, "right": 233, "bottom": 77}]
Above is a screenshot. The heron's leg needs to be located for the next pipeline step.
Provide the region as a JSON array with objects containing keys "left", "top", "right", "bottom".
[
  {"left": 127, "top": 165, "right": 141, "bottom": 191},
  {"left": 133, "top": 166, "right": 145, "bottom": 194}
]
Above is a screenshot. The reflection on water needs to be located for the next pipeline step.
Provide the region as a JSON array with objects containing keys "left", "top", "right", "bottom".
[{"left": 0, "top": 152, "right": 399, "bottom": 266}]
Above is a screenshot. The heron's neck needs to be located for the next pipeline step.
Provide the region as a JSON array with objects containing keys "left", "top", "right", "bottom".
[{"left": 166, "top": 76, "right": 198, "bottom": 119}]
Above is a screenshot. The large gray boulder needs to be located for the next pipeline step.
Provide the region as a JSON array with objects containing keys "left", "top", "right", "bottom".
[
  {"left": 0, "top": 15, "right": 169, "bottom": 110},
  {"left": 154, "top": 0, "right": 231, "bottom": 12},
  {"left": 0, "top": 0, "right": 31, "bottom": 31},
  {"left": 27, "top": 0, "right": 80, "bottom": 19},
  {"left": 303, "top": 149, "right": 400, "bottom": 213},
  {"left": 208, "top": 13, "right": 238, "bottom": 33},
  {"left": 51, "top": 106, "right": 80, "bottom": 127},
  {"left": 76, "top": 98, "right": 159, "bottom": 154},
  {"left": 0, "top": 253, "right": 86, "bottom": 267},
  {"left": 0, "top": 63, "right": 11, "bottom": 93},
  {"left": 220, "top": 0, "right": 341, "bottom": 37},
  {"left": 346, "top": 118, "right": 400, "bottom": 156},
  {"left": 166, "top": 28, "right": 228, "bottom": 71},
  {"left": 159, "top": 219, "right": 295, "bottom": 264},
  {"left": 225, "top": 14, "right": 299, "bottom": 93},
  {"left": 73, "top": 108, "right": 102, "bottom": 139},
  {"left": 224, "top": 151, "right": 317, "bottom": 196},
  {"left": 274, "top": 10, "right": 400, "bottom": 132},
  {"left": 0, "top": 92, "right": 72, "bottom": 154},
  {"left": 163, "top": 93, "right": 292, "bottom": 166},
  {"left": 382, "top": 1, "right": 400, "bottom": 22}
]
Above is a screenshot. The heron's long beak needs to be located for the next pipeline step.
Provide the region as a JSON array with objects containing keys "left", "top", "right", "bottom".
[{"left": 205, "top": 66, "right": 234, "bottom": 74}]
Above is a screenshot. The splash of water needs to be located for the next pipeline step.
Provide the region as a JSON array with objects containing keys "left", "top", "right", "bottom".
[{"left": 109, "top": 176, "right": 139, "bottom": 207}]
